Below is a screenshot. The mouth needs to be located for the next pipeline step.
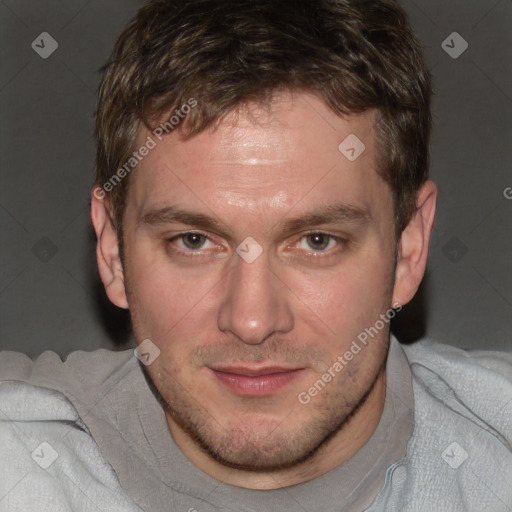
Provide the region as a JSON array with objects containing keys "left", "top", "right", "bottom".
[{"left": 209, "top": 365, "right": 305, "bottom": 396}]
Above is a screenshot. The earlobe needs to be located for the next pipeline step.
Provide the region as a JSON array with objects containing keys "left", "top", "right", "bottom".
[
  {"left": 90, "top": 186, "right": 129, "bottom": 309},
  {"left": 392, "top": 181, "right": 437, "bottom": 307}
]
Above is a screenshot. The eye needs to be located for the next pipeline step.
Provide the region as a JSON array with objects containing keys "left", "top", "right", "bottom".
[
  {"left": 180, "top": 233, "right": 207, "bottom": 250},
  {"left": 169, "top": 232, "right": 216, "bottom": 252},
  {"left": 296, "top": 232, "right": 340, "bottom": 252}
]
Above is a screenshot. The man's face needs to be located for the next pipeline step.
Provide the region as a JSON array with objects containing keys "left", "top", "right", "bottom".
[{"left": 121, "top": 92, "right": 397, "bottom": 471}]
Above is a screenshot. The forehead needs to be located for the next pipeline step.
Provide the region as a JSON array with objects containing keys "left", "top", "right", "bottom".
[{"left": 127, "top": 91, "right": 391, "bottom": 229}]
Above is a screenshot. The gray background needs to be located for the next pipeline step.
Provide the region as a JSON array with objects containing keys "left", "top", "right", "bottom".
[{"left": 0, "top": 0, "right": 511, "bottom": 358}]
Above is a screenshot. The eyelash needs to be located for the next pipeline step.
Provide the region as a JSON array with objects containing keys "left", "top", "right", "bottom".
[{"left": 166, "top": 230, "right": 348, "bottom": 259}]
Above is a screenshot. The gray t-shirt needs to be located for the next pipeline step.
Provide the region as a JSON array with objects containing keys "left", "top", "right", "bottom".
[
  {"left": 2, "top": 336, "right": 511, "bottom": 511},
  {"left": 0, "top": 337, "right": 412, "bottom": 511}
]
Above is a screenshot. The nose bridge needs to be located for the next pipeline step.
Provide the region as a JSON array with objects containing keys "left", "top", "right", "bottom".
[{"left": 217, "top": 251, "right": 293, "bottom": 345}]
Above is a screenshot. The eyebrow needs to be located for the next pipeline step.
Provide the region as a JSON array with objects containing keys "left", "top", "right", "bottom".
[
  {"left": 279, "top": 203, "right": 370, "bottom": 233},
  {"left": 141, "top": 203, "right": 371, "bottom": 235}
]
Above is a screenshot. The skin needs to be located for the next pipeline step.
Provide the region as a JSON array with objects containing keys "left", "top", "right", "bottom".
[{"left": 91, "top": 91, "right": 436, "bottom": 490}]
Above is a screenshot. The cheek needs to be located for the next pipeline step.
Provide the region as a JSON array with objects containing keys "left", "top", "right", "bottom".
[
  {"left": 125, "top": 240, "right": 222, "bottom": 340},
  {"left": 285, "top": 254, "right": 395, "bottom": 356}
]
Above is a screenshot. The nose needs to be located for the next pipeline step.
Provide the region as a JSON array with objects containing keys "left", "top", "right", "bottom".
[{"left": 217, "top": 249, "right": 294, "bottom": 345}]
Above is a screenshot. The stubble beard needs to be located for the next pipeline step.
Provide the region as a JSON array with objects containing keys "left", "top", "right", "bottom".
[{"left": 150, "top": 354, "right": 386, "bottom": 473}]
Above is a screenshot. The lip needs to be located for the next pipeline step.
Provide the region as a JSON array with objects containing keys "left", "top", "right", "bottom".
[{"left": 209, "top": 366, "right": 305, "bottom": 396}]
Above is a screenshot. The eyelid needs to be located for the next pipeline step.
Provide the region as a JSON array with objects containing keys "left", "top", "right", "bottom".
[
  {"left": 300, "top": 229, "right": 344, "bottom": 238},
  {"left": 167, "top": 229, "right": 214, "bottom": 240},
  {"left": 166, "top": 229, "right": 348, "bottom": 256},
  {"left": 290, "top": 231, "right": 346, "bottom": 253},
  {"left": 167, "top": 230, "right": 220, "bottom": 253}
]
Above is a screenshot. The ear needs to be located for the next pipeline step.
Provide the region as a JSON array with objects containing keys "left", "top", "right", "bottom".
[
  {"left": 392, "top": 180, "right": 437, "bottom": 307},
  {"left": 90, "top": 186, "right": 129, "bottom": 309}
]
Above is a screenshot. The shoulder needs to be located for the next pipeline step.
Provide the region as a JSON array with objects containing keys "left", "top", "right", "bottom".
[
  {"left": 0, "top": 379, "right": 143, "bottom": 511},
  {"left": 402, "top": 338, "right": 512, "bottom": 379},
  {"left": 0, "top": 347, "right": 135, "bottom": 383},
  {"left": 0, "top": 348, "right": 136, "bottom": 403},
  {"left": 0, "top": 347, "right": 143, "bottom": 451},
  {"left": 402, "top": 339, "right": 512, "bottom": 444},
  {"left": 369, "top": 339, "right": 512, "bottom": 511}
]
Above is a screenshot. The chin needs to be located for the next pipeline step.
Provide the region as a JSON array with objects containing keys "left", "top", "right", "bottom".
[{"left": 170, "top": 401, "right": 354, "bottom": 472}]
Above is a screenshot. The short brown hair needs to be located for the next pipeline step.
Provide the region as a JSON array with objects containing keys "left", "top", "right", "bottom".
[{"left": 95, "top": 0, "right": 432, "bottom": 239}]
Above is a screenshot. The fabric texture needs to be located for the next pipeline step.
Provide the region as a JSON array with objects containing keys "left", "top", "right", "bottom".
[
  {"left": 0, "top": 381, "right": 143, "bottom": 511},
  {"left": 0, "top": 337, "right": 511, "bottom": 511}
]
